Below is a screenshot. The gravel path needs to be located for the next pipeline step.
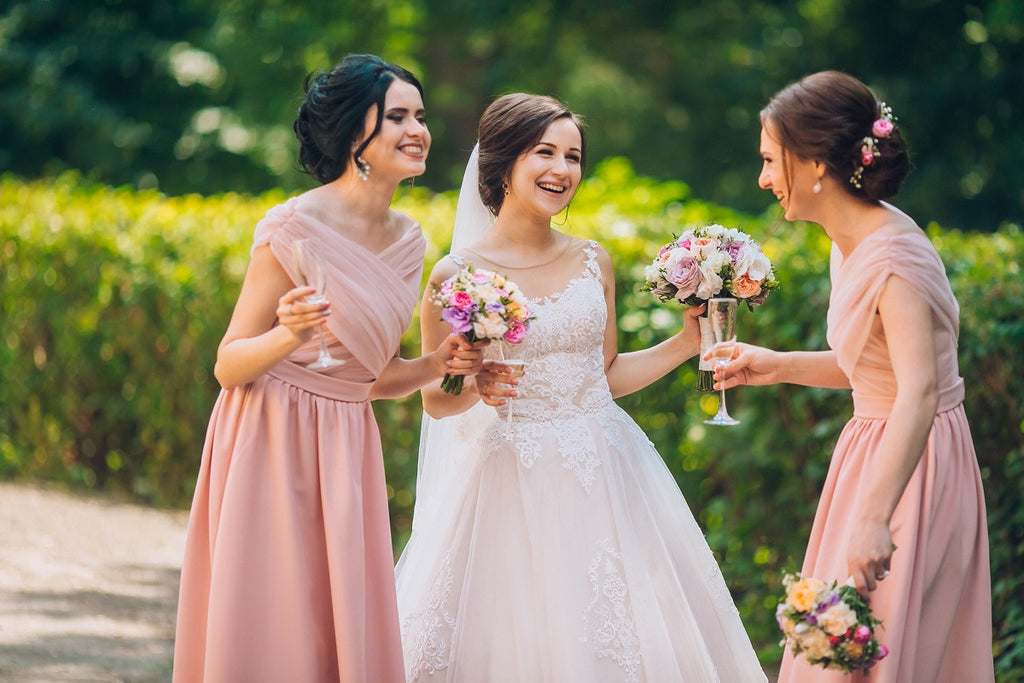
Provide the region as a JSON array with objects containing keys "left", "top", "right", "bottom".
[{"left": 0, "top": 482, "right": 188, "bottom": 682}]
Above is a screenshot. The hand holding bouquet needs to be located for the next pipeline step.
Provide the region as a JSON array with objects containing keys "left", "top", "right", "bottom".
[
  {"left": 640, "top": 223, "right": 778, "bottom": 390},
  {"left": 777, "top": 573, "right": 888, "bottom": 674},
  {"left": 433, "top": 263, "right": 533, "bottom": 395}
]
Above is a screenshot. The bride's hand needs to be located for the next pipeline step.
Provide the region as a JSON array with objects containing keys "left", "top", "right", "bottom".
[
  {"left": 476, "top": 360, "right": 519, "bottom": 407},
  {"left": 680, "top": 303, "right": 707, "bottom": 353},
  {"left": 707, "top": 342, "right": 778, "bottom": 389},
  {"left": 434, "top": 335, "right": 488, "bottom": 379}
]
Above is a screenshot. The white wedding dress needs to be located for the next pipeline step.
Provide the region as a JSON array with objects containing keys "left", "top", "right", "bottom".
[{"left": 395, "top": 241, "right": 766, "bottom": 682}]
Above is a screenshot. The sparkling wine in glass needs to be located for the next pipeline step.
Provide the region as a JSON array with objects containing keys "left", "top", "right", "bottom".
[
  {"left": 704, "top": 298, "right": 740, "bottom": 426},
  {"left": 500, "top": 341, "right": 528, "bottom": 440},
  {"left": 291, "top": 238, "right": 345, "bottom": 370}
]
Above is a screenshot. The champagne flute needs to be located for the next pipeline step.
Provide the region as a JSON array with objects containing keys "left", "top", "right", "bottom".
[
  {"left": 291, "top": 238, "right": 345, "bottom": 370},
  {"left": 703, "top": 298, "right": 740, "bottom": 426},
  {"left": 500, "top": 340, "right": 528, "bottom": 440}
]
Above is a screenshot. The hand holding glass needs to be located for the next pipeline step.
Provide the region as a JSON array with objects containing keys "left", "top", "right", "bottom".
[
  {"left": 704, "top": 298, "right": 740, "bottom": 426},
  {"left": 500, "top": 341, "right": 528, "bottom": 440},
  {"left": 291, "top": 238, "right": 345, "bottom": 370}
]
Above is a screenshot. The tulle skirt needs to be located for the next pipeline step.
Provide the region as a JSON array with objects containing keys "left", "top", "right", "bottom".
[{"left": 396, "top": 402, "right": 766, "bottom": 683}]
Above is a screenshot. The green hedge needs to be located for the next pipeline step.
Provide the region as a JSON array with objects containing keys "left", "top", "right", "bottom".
[{"left": 2, "top": 169, "right": 1021, "bottom": 673}]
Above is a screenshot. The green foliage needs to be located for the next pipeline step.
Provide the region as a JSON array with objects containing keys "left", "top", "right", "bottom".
[
  {"left": 2, "top": 0, "right": 1021, "bottom": 229},
  {"left": 1, "top": 170, "right": 1021, "bottom": 672}
]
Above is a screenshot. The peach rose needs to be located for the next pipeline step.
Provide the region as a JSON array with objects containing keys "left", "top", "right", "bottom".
[
  {"left": 787, "top": 578, "right": 826, "bottom": 612},
  {"left": 731, "top": 273, "right": 763, "bottom": 299}
]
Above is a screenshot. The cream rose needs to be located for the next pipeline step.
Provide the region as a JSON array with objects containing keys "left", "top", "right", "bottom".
[{"left": 818, "top": 601, "right": 858, "bottom": 636}]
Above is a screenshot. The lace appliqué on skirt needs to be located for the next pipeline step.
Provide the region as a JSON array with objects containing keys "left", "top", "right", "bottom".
[
  {"left": 581, "top": 539, "right": 642, "bottom": 682},
  {"left": 403, "top": 552, "right": 457, "bottom": 681}
]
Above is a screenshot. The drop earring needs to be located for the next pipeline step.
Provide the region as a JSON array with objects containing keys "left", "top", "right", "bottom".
[
  {"left": 812, "top": 180, "right": 822, "bottom": 194},
  {"left": 502, "top": 181, "right": 509, "bottom": 196},
  {"left": 355, "top": 156, "right": 370, "bottom": 182}
]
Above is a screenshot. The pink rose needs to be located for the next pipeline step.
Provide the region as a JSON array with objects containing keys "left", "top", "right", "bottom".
[
  {"left": 853, "top": 625, "right": 872, "bottom": 644},
  {"left": 503, "top": 319, "right": 528, "bottom": 344},
  {"left": 666, "top": 256, "right": 701, "bottom": 300},
  {"left": 877, "top": 643, "right": 889, "bottom": 660},
  {"left": 451, "top": 290, "right": 474, "bottom": 310},
  {"left": 872, "top": 119, "right": 894, "bottom": 138},
  {"left": 861, "top": 148, "right": 875, "bottom": 166}
]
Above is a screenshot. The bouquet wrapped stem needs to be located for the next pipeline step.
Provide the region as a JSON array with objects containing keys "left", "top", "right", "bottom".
[{"left": 696, "top": 312, "right": 716, "bottom": 392}]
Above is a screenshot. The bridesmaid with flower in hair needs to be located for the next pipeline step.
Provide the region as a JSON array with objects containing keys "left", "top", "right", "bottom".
[{"left": 716, "top": 70, "right": 994, "bottom": 682}]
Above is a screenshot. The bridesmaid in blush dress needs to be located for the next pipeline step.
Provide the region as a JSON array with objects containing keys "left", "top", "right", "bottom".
[
  {"left": 717, "top": 71, "right": 994, "bottom": 682},
  {"left": 172, "top": 55, "right": 483, "bottom": 683}
]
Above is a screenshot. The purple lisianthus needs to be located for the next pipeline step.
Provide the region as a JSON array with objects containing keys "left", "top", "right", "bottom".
[
  {"left": 442, "top": 306, "right": 473, "bottom": 334},
  {"left": 722, "top": 240, "right": 744, "bottom": 263}
]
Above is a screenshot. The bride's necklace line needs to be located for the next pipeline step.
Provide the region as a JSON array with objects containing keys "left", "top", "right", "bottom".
[{"left": 464, "top": 234, "right": 573, "bottom": 271}]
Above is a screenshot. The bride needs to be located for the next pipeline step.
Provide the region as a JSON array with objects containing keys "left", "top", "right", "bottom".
[{"left": 395, "top": 93, "right": 766, "bottom": 682}]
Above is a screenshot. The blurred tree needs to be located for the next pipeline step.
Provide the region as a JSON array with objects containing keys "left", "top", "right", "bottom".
[{"left": 1, "top": 0, "right": 1020, "bottom": 230}]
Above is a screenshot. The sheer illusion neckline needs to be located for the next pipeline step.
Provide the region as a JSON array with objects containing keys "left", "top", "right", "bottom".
[{"left": 452, "top": 240, "right": 600, "bottom": 303}]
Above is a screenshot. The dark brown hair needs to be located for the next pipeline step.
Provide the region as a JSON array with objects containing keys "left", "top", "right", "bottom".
[
  {"left": 477, "top": 93, "right": 587, "bottom": 215},
  {"left": 760, "top": 71, "right": 910, "bottom": 201},
  {"left": 294, "top": 54, "right": 424, "bottom": 184}
]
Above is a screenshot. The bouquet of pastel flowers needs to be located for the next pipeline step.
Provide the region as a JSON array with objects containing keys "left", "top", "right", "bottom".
[
  {"left": 433, "top": 262, "right": 533, "bottom": 395},
  {"left": 777, "top": 573, "right": 889, "bottom": 674},
  {"left": 640, "top": 223, "right": 779, "bottom": 390}
]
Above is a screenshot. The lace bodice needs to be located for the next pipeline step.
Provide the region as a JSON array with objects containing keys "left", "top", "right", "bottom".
[{"left": 460, "top": 240, "right": 612, "bottom": 425}]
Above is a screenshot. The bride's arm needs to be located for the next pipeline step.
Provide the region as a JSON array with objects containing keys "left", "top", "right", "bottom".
[{"left": 599, "top": 246, "right": 704, "bottom": 399}]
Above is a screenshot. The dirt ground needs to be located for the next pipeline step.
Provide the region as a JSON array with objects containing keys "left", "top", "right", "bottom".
[
  {"left": 0, "top": 481, "right": 781, "bottom": 682},
  {"left": 0, "top": 482, "right": 188, "bottom": 682}
]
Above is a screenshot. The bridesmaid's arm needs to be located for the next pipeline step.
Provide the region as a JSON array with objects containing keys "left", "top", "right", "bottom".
[
  {"left": 214, "top": 245, "right": 330, "bottom": 389},
  {"left": 713, "top": 347, "right": 850, "bottom": 390},
  {"left": 368, "top": 332, "right": 482, "bottom": 401},
  {"left": 846, "top": 275, "right": 939, "bottom": 593},
  {"left": 595, "top": 246, "right": 703, "bottom": 398}
]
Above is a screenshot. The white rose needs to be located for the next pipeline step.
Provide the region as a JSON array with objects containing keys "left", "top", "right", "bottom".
[
  {"left": 473, "top": 312, "right": 508, "bottom": 339},
  {"left": 696, "top": 262, "right": 724, "bottom": 299}
]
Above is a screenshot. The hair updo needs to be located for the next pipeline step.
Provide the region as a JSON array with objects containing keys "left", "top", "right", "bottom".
[
  {"left": 293, "top": 54, "right": 424, "bottom": 184},
  {"left": 476, "top": 93, "right": 587, "bottom": 216},
  {"left": 760, "top": 71, "right": 910, "bottom": 201}
]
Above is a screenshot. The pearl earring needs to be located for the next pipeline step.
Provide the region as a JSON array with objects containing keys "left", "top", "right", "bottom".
[
  {"left": 355, "top": 156, "right": 370, "bottom": 182},
  {"left": 813, "top": 180, "right": 822, "bottom": 194}
]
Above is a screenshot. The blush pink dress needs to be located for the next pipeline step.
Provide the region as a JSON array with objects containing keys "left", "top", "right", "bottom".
[
  {"left": 778, "top": 228, "right": 994, "bottom": 683},
  {"left": 172, "top": 198, "right": 425, "bottom": 683}
]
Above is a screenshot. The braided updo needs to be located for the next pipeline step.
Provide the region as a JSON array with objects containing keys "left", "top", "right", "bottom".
[
  {"left": 293, "top": 54, "right": 423, "bottom": 184},
  {"left": 760, "top": 71, "right": 910, "bottom": 201}
]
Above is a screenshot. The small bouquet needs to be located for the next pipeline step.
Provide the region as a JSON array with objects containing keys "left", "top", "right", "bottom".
[
  {"left": 640, "top": 223, "right": 778, "bottom": 391},
  {"left": 433, "top": 262, "right": 533, "bottom": 395},
  {"left": 777, "top": 573, "right": 888, "bottom": 674}
]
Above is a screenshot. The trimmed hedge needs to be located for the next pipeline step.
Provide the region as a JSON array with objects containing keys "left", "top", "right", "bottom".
[{"left": 2, "top": 169, "right": 1020, "bottom": 672}]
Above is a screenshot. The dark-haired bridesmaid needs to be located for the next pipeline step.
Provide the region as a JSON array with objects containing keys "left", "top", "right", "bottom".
[
  {"left": 716, "top": 70, "right": 994, "bottom": 683},
  {"left": 172, "top": 54, "right": 483, "bottom": 682}
]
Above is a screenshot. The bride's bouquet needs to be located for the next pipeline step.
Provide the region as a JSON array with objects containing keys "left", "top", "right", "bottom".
[
  {"left": 777, "top": 573, "right": 888, "bottom": 674},
  {"left": 433, "top": 263, "right": 533, "bottom": 395},
  {"left": 640, "top": 223, "right": 778, "bottom": 390}
]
